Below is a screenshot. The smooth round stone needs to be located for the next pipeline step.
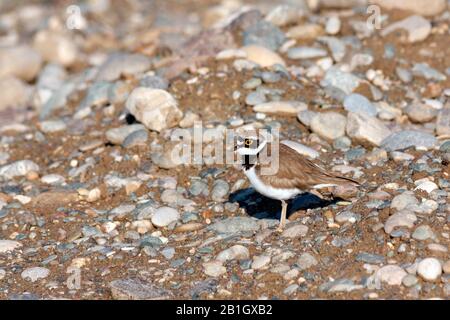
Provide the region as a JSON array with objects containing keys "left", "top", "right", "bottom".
[
  {"left": 415, "top": 181, "right": 438, "bottom": 193},
  {"left": 189, "top": 180, "right": 209, "bottom": 197},
  {"left": 245, "top": 91, "right": 266, "bottom": 106},
  {"left": 106, "top": 124, "right": 146, "bottom": 145},
  {"left": 417, "top": 258, "right": 442, "bottom": 281},
  {"left": 390, "top": 191, "right": 418, "bottom": 210},
  {"left": 0, "top": 240, "right": 22, "bottom": 253},
  {"left": 216, "top": 245, "right": 250, "bottom": 263},
  {"left": 443, "top": 260, "right": 450, "bottom": 274},
  {"left": 242, "top": 20, "right": 285, "bottom": 51},
  {"left": 402, "top": 274, "right": 419, "bottom": 287},
  {"left": 203, "top": 260, "right": 226, "bottom": 277},
  {"left": 439, "top": 141, "right": 450, "bottom": 152},
  {"left": 252, "top": 255, "right": 271, "bottom": 270},
  {"left": 395, "top": 67, "right": 413, "bottom": 83},
  {"left": 405, "top": 103, "right": 438, "bottom": 123},
  {"left": 261, "top": 71, "right": 281, "bottom": 83},
  {"left": 381, "top": 130, "right": 437, "bottom": 151},
  {"left": 333, "top": 136, "right": 352, "bottom": 150},
  {"left": 241, "top": 45, "right": 286, "bottom": 67},
  {"left": 326, "top": 16, "right": 341, "bottom": 35},
  {"left": 296, "top": 253, "right": 318, "bottom": 271},
  {"left": 0, "top": 268, "right": 5, "bottom": 280},
  {"left": 21, "top": 267, "right": 50, "bottom": 282},
  {"left": 287, "top": 46, "right": 328, "bottom": 60},
  {"left": 243, "top": 78, "right": 262, "bottom": 90},
  {"left": 343, "top": 93, "right": 377, "bottom": 117},
  {"left": 41, "top": 174, "right": 65, "bottom": 185},
  {"left": 375, "top": 265, "right": 407, "bottom": 286},
  {"left": 384, "top": 211, "right": 417, "bottom": 235},
  {"left": 211, "top": 180, "right": 230, "bottom": 202},
  {"left": 139, "top": 75, "right": 168, "bottom": 90},
  {"left": 122, "top": 129, "right": 148, "bottom": 148},
  {"left": 412, "top": 225, "right": 435, "bottom": 240},
  {"left": 310, "top": 112, "right": 347, "bottom": 140},
  {"left": 281, "top": 224, "right": 308, "bottom": 238},
  {"left": 151, "top": 207, "right": 180, "bottom": 227}
]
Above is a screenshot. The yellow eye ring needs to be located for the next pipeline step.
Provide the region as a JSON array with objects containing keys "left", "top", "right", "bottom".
[{"left": 244, "top": 139, "right": 252, "bottom": 146}]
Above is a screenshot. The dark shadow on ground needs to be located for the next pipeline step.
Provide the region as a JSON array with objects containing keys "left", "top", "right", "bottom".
[{"left": 229, "top": 188, "right": 336, "bottom": 220}]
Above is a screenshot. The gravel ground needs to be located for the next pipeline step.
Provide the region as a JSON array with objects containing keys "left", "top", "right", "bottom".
[{"left": 0, "top": 0, "right": 449, "bottom": 300}]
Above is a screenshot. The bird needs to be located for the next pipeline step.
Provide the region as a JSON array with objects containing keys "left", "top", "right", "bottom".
[{"left": 234, "top": 130, "right": 360, "bottom": 231}]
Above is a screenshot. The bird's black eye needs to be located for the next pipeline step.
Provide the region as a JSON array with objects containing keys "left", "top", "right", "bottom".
[{"left": 244, "top": 139, "right": 252, "bottom": 146}]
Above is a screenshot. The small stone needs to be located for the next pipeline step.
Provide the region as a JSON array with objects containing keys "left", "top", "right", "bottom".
[
  {"left": 139, "top": 75, "right": 169, "bottom": 90},
  {"left": 245, "top": 91, "right": 266, "bottom": 106},
  {"left": 0, "top": 76, "right": 32, "bottom": 111},
  {"left": 41, "top": 174, "right": 65, "bottom": 185},
  {"left": 211, "top": 180, "right": 230, "bottom": 202},
  {"left": 346, "top": 112, "right": 391, "bottom": 146},
  {"left": 417, "top": 258, "right": 442, "bottom": 281},
  {"left": 287, "top": 47, "right": 328, "bottom": 60},
  {"left": 356, "top": 253, "right": 385, "bottom": 264},
  {"left": 286, "top": 24, "right": 324, "bottom": 39},
  {"left": 381, "top": 130, "right": 437, "bottom": 151},
  {"left": 412, "top": 63, "right": 446, "bottom": 82},
  {"left": 343, "top": 94, "right": 377, "bottom": 117},
  {"left": 109, "top": 278, "right": 171, "bottom": 300},
  {"left": 203, "top": 261, "right": 226, "bottom": 277},
  {"left": 372, "top": 0, "right": 447, "bottom": 17},
  {"left": 33, "top": 30, "right": 78, "bottom": 66},
  {"left": 216, "top": 245, "right": 250, "bottom": 262},
  {"left": 296, "top": 253, "right": 318, "bottom": 271},
  {"left": 283, "top": 284, "right": 299, "bottom": 295},
  {"left": 241, "top": 45, "right": 285, "bottom": 67},
  {"left": 242, "top": 20, "right": 285, "bottom": 51},
  {"left": 253, "top": 101, "right": 307, "bottom": 115},
  {"left": 281, "top": 224, "right": 308, "bottom": 238},
  {"left": 391, "top": 191, "right": 418, "bottom": 210},
  {"left": 122, "top": 129, "right": 148, "bottom": 148},
  {"left": 436, "top": 104, "right": 450, "bottom": 136},
  {"left": 264, "top": 4, "right": 304, "bottom": 27},
  {"left": 151, "top": 207, "right": 180, "bottom": 227},
  {"left": 443, "top": 260, "right": 450, "bottom": 274},
  {"left": 209, "top": 217, "right": 259, "bottom": 234},
  {"left": 0, "top": 45, "right": 42, "bottom": 81},
  {"left": 0, "top": 160, "right": 40, "bottom": 180},
  {"left": 375, "top": 265, "right": 407, "bottom": 286},
  {"left": 405, "top": 103, "right": 438, "bottom": 123},
  {"left": 381, "top": 15, "right": 431, "bottom": 43},
  {"left": 96, "top": 52, "right": 152, "bottom": 82},
  {"left": 395, "top": 67, "right": 413, "bottom": 83},
  {"left": 384, "top": 210, "right": 417, "bottom": 234},
  {"left": 21, "top": 267, "right": 50, "bottom": 282},
  {"left": 415, "top": 181, "right": 438, "bottom": 193},
  {"left": 402, "top": 274, "right": 419, "bottom": 287},
  {"left": 310, "top": 112, "right": 347, "bottom": 140},
  {"left": 106, "top": 124, "right": 146, "bottom": 145},
  {"left": 39, "top": 120, "right": 67, "bottom": 133},
  {"left": 0, "top": 240, "right": 22, "bottom": 253},
  {"left": 325, "top": 16, "right": 341, "bottom": 35},
  {"left": 321, "top": 67, "right": 362, "bottom": 95},
  {"left": 252, "top": 255, "right": 271, "bottom": 270},
  {"left": 126, "top": 88, "right": 183, "bottom": 132}
]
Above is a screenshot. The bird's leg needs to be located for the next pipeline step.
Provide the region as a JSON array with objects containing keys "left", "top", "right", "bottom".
[{"left": 277, "top": 200, "right": 287, "bottom": 231}]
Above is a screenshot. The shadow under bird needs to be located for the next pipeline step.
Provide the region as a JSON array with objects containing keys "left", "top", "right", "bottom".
[{"left": 234, "top": 132, "right": 360, "bottom": 231}]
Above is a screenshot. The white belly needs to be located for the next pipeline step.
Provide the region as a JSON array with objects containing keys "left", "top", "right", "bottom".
[{"left": 244, "top": 167, "right": 302, "bottom": 200}]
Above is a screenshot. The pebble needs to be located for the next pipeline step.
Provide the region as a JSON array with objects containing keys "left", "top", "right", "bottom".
[
  {"left": 245, "top": 91, "right": 266, "bottom": 106},
  {"left": 356, "top": 253, "right": 385, "bottom": 264},
  {"left": 139, "top": 75, "right": 169, "bottom": 90},
  {"left": 443, "top": 260, "right": 450, "bottom": 274},
  {"left": 321, "top": 67, "right": 361, "bottom": 95},
  {"left": 310, "top": 112, "right": 347, "bottom": 140},
  {"left": 405, "top": 103, "right": 438, "bottom": 123},
  {"left": 384, "top": 210, "right": 417, "bottom": 235},
  {"left": 417, "top": 258, "right": 442, "bottom": 281},
  {"left": 33, "top": 30, "right": 78, "bottom": 66},
  {"left": 287, "top": 47, "right": 327, "bottom": 60},
  {"left": 412, "top": 63, "right": 446, "bottom": 82},
  {"left": 372, "top": 0, "right": 446, "bottom": 17},
  {"left": 264, "top": 4, "right": 303, "bottom": 27},
  {"left": 106, "top": 124, "right": 146, "bottom": 145},
  {"left": 346, "top": 112, "right": 391, "bottom": 146},
  {"left": 21, "top": 267, "right": 50, "bottom": 282},
  {"left": 0, "top": 45, "right": 42, "bottom": 81},
  {"left": 0, "top": 160, "right": 40, "bottom": 180},
  {"left": 395, "top": 67, "right": 413, "bottom": 83},
  {"left": 211, "top": 179, "right": 230, "bottom": 202},
  {"left": 39, "top": 120, "right": 67, "bottom": 133},
  {"left": 375, "top": 265, "right": 407, "bottom": 286},
  {"left": 402, "top": 274, "right": 419, "bottom": 287},
  {"left": 122, "top": 129, "right": 148, "bottom": 148},
  {"left": 126, "top": 88, "right": 183, "bottom": 132},
  {"left": 0, "top": 240, "right": 22, "bottom": 253},
  {"left": 381, "top": 130, "right": 437, "bottom": 151},
  {"left": 241, "top": 45, "right": 286, "bottom": 67},
  {"left": 203, "top": 260, "right": 226, "bottom": 277},
  {"left": 0, "top": 269, "right": 5, "bottom": 280},
  {"left": 286, "top": 24, "right": 324, "bottom": 39},
  {"left": 109, "top": 278, "right": 171, "bottom": 300},
  {"left": 343, "top": 94, "right": 377, "bottom": 117},
  {"left": 281, "top": 224, "right": 308, "bottom": 238},
  {"left": 216, "top": 245, "right": 250, "bottom": 262},
  {"left": 96, "top": 52, "right": 152, "bottom": 82},
  {"left": 381, "top": 15, "right": 431, "bottom": 43},
  {"left": 151, "top": 207, "right": 180, "bottom": 227},
  {"left": 415, "top": 181, "right": 438, "bottom": 193},
  {"left": 390, "top": 191, "right": 418, "bottom": 210},
  {"left": 0, "top": 76, "right": 32, "bottom": 111},
  {"left": 251, "top": 255, "right": 271, "bottom": 270},
  {"left": 242, "top": 20, "right": 285, "bottom": 51},
  {"left": 436, "top": 104, "right": 450, "bottom": 136},
  {"left": 41, "top": 174, "right": 65, "bottom": 185},
  {"left": 209, "top": 217, "right": 260, "bottom": 234},
  {"left": 253, "top": 101, "right": 307, "bottom": 115},
  {"left": 296, "top": 253, "right": 318, "bottom": 271},
  {"left": 325, "top": 16, "right": 341, "bottom": 35}
]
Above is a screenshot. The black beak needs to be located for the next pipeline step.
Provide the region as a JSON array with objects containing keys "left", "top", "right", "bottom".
[{"left": 234, "top": 145, "right": 238, "bottom": 151}]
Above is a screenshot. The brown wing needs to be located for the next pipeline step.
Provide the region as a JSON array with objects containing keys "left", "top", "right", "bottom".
[{"left": 256, "top": 143, "right": 359, "bottom": 190}]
